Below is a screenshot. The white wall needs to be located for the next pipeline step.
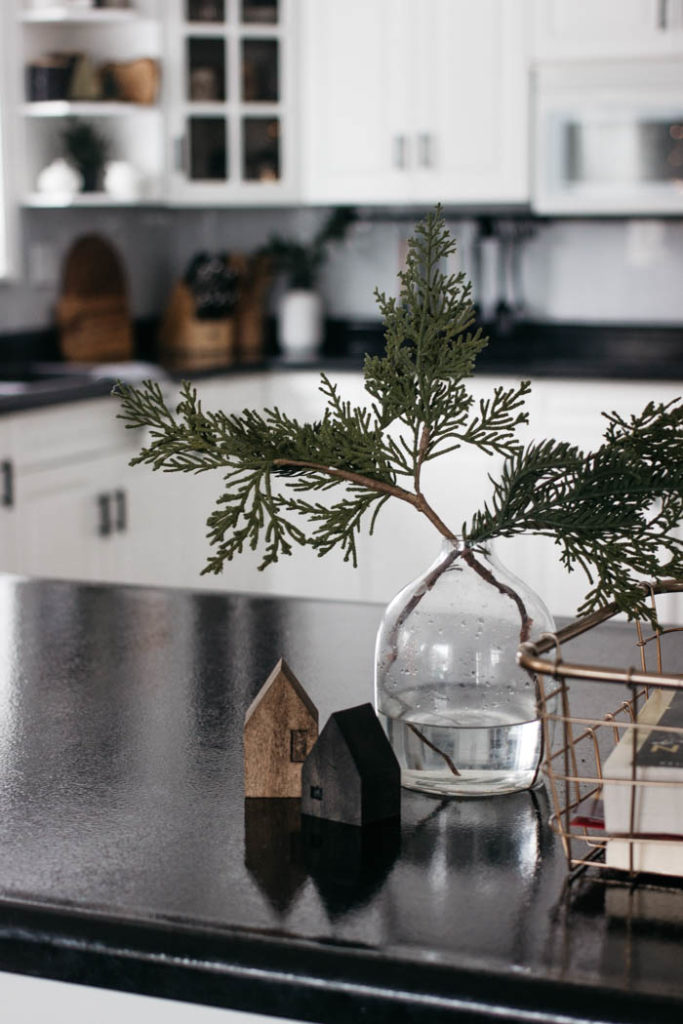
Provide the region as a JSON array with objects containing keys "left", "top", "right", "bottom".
[{"left": 1, "top": 207, "right": 683, "bottom": 333}]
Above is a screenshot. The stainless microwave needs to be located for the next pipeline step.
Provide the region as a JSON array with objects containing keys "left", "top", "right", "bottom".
[{"left": 533, "top": 60, "right": 683, "bottom": 214}]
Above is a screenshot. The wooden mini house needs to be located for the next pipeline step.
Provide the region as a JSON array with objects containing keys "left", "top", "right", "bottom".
[
  {"left": 301, "top": 703, "right": 400, "bottom": 827},
  {"left": 244, "top": 658, "right": 318, "bottom": 798}
]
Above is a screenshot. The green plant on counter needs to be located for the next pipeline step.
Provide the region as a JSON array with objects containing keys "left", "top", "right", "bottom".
[
  {"left": 114, "top": 207, "right": 682, "bottom": 625},
  {"left": 260, "top": 207, "right": 357, "bottom": 288}
]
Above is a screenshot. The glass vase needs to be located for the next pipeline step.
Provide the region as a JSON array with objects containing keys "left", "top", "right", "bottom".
[{"left": 374, "top": 539, "right": 555, "bottom": 797}]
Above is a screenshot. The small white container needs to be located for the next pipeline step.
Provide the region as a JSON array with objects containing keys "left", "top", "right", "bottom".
[
  {"left": 278, "top": 289, "right": 323, "bottom": 361},
  {"left": 103, "top": 161, "right": 143, "bottom": 201},
  {"left": 36, "top": 158, "right": 83, "bottom": 198}
]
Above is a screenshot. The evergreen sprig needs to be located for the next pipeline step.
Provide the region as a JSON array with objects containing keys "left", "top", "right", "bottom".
[
  {"left": 466, "top": 402, "right": 683, "bottom": 620},
  {"left": 114, "top": 207, "right": 682, "bottom": 623}
]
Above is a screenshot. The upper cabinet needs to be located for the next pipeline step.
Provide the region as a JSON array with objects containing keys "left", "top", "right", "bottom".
[
  {"left": 164, "top": 0, "right": 298, "bottom": 204},
  {"left": 531, "top": 1, "right": 683, "bottom": 215},
  {"left": 12, "top": 0, "right": 297, "bottom": 208},
  {"left": 10, "top": 0, "right": 680, "bottom": 214},
  {"left": 533, "top": 0, "right": 683, "bottom": 61},
  {"left": 299, "top": 0, "right": 531, "bottom": 207},
  {"left": 18, "top": 0, "right": 165, "bottom": 207}
]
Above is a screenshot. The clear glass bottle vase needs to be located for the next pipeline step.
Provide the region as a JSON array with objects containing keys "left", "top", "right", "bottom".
[{"left": 374, "top": 539, "right": 555, "bottom": 797}]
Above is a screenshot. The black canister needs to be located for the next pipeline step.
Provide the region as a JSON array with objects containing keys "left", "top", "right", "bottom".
[{"left": 26, "top": 59, "right": 72, "bottom": 102}]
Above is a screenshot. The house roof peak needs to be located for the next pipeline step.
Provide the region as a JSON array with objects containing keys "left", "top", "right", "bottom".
[{"left": 245, "top": 657, "right": 318, "bottom": 723}]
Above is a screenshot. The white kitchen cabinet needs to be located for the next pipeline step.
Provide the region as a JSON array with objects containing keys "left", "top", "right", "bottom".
[
  {"left": 16, "top": 0, "right": 165, "bottom": 207},
  {"left": 0, "top": 397, "right": 143, "bottom": 584},
  {"left": 533, "top": 0, "right": 683, "bottom": 60},
  {"left": 13, "top": 452, "right": 124, "bottom": 583},
  {"left": 300, "top": 0, "right": 531, "bottom": 206},
  {"left": 164, "top": 0, "right": 298, "bottom": 206},
  {"left": 411, "top": 0, "right": 530, "bottom": 205}
]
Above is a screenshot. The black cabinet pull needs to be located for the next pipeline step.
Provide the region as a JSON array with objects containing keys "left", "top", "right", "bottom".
[
  {"left": 97, "top": 493, "right": 112, "bottom": 537},
  {"left": 1, "top": 460, "right": 13, "bottom": 508},
  {"left": 114, "top": 489, "right": 127, "bottom": 533},
  {"left": 658, "top": 0, "right": 669, "bottom": 29}
]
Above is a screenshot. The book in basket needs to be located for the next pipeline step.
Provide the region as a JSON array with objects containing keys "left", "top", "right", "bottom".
[{"left": 602, "top": 687, "right": 683, "bottom": 876}]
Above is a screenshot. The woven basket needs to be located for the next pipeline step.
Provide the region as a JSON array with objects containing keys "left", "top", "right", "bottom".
[
  {"left": 103, "top": 58, "right": 160, "bottom": 105},
  {"left": 158, "top": 281, "right": 236, "bottom": 373}
]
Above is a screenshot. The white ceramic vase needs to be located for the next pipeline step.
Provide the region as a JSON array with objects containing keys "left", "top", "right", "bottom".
[{"left": 278, "top": 289, "right": 323, "bottom": 361}]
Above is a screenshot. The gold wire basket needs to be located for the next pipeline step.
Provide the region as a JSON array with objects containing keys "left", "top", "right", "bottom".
[{"left": 518, "top": 580, "right": 683, "bottom": 882}]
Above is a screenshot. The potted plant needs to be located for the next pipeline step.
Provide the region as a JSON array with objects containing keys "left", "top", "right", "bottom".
[
  {"left": 115, "top": 208, "right": 682, "bottom": 797},
  {"left": 261, "top": 207, "right": 356, "bottom": 360},
  {"left": 62, "top": 119, "right": 109, "bottom": 192}
]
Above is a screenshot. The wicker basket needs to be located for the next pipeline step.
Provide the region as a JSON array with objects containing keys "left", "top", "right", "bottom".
[
  {"left": 518, "top": 581, "right": 683, "bottom": 882},
  {"left": 158, "top": 281, "right": 236, "bottom": 373},
  {"left": 102, "top": 58, "right": 160, "bottom": 105}
]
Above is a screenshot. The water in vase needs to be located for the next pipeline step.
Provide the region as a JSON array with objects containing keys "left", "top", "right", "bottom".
[{"left": 379, "top": 686, "right": 542, "bottom": 797}]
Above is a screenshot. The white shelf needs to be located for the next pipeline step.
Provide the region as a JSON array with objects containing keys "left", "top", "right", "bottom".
[
  {"left": 24, "top": 191, "right": 163, "bottom": 207},
  {"left": 23, "top": 101, "right": 160, "bottom": 116},
  {"left": 21, "top": 7, "right": 147, "bottom": 25}
]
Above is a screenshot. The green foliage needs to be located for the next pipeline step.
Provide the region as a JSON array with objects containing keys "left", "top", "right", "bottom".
[
  {"left": 114, "top": 207, "right": 682, "bottom": 623},
  {"left": 466, "top": 398, "right": 683, "bottom": 620},
  {"left": 62, "top": 118, "right": 109, "bottom": 173},
  {"left": 364, "top": 211, "right": 530, "bottom": 466},
  {"left": 260, "top": 206, "right": 357, "bottom": 288}
]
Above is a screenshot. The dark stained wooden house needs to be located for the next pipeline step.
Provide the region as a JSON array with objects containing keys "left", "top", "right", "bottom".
[
  {"left": 301, "top": 703, "right": 400, "bottom": 827},
  {"left": 244, "top": 658, "right": 318, "bottom": 798}
]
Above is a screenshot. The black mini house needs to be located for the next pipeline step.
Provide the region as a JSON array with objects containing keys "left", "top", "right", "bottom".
[{"left": 301, "top": 703, "right": 400, "bottom": 827}]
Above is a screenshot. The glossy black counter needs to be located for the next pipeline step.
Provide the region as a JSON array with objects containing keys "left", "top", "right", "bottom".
[
  {"left": 0, "top": 574, "right": 682, "bottom": 1021},
  {"left": 1, "top": 319, "right": 681, "bottom": 397}
]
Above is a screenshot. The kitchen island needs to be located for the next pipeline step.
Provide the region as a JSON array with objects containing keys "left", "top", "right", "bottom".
[{"left": 0, "top": 573, "right": 681, "bottom": 1023}]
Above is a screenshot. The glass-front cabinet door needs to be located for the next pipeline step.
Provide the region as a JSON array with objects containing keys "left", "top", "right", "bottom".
[{"left": 167, "top": 0, "right": 295, "bottom": 203}]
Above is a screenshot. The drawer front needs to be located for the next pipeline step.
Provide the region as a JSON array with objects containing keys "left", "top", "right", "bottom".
[{"left": 8, "top": 397, "right": 139, "bottom": 472}]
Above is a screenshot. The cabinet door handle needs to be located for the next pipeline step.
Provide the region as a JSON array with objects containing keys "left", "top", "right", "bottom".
[
  {"left": 113, "top": 489, "right": 127, "bottom": 533},
  {"left": 1, "top": 460, "right": 13, "bottom": 508},
  {"left": 419, "top": 133, "right": 434, "bottom": 169},
  {"left": 393, "top": 134, "right": 407, "bottom": 170},
  {"left": 174, "top": 134, "right": 187, "bottom": 172},
  {"left": 97, "top": 493, "right": 112, "bottom": 538}
]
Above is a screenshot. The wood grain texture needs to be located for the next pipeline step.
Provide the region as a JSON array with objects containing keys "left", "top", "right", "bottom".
[
  {"left": 58, "top": 234, "right": 133, "bottom": 363},
  {"left": 244, "top": 658, "right": 318, "bottom": 798}
]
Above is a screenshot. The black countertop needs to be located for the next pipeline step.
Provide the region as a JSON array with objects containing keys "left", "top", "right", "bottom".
[
  {"left": 0, "top": 574, "right": 682, "bottom": 1021},
  {"left": 0, "top": 320, "right": 680, "bottom": 417}
]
